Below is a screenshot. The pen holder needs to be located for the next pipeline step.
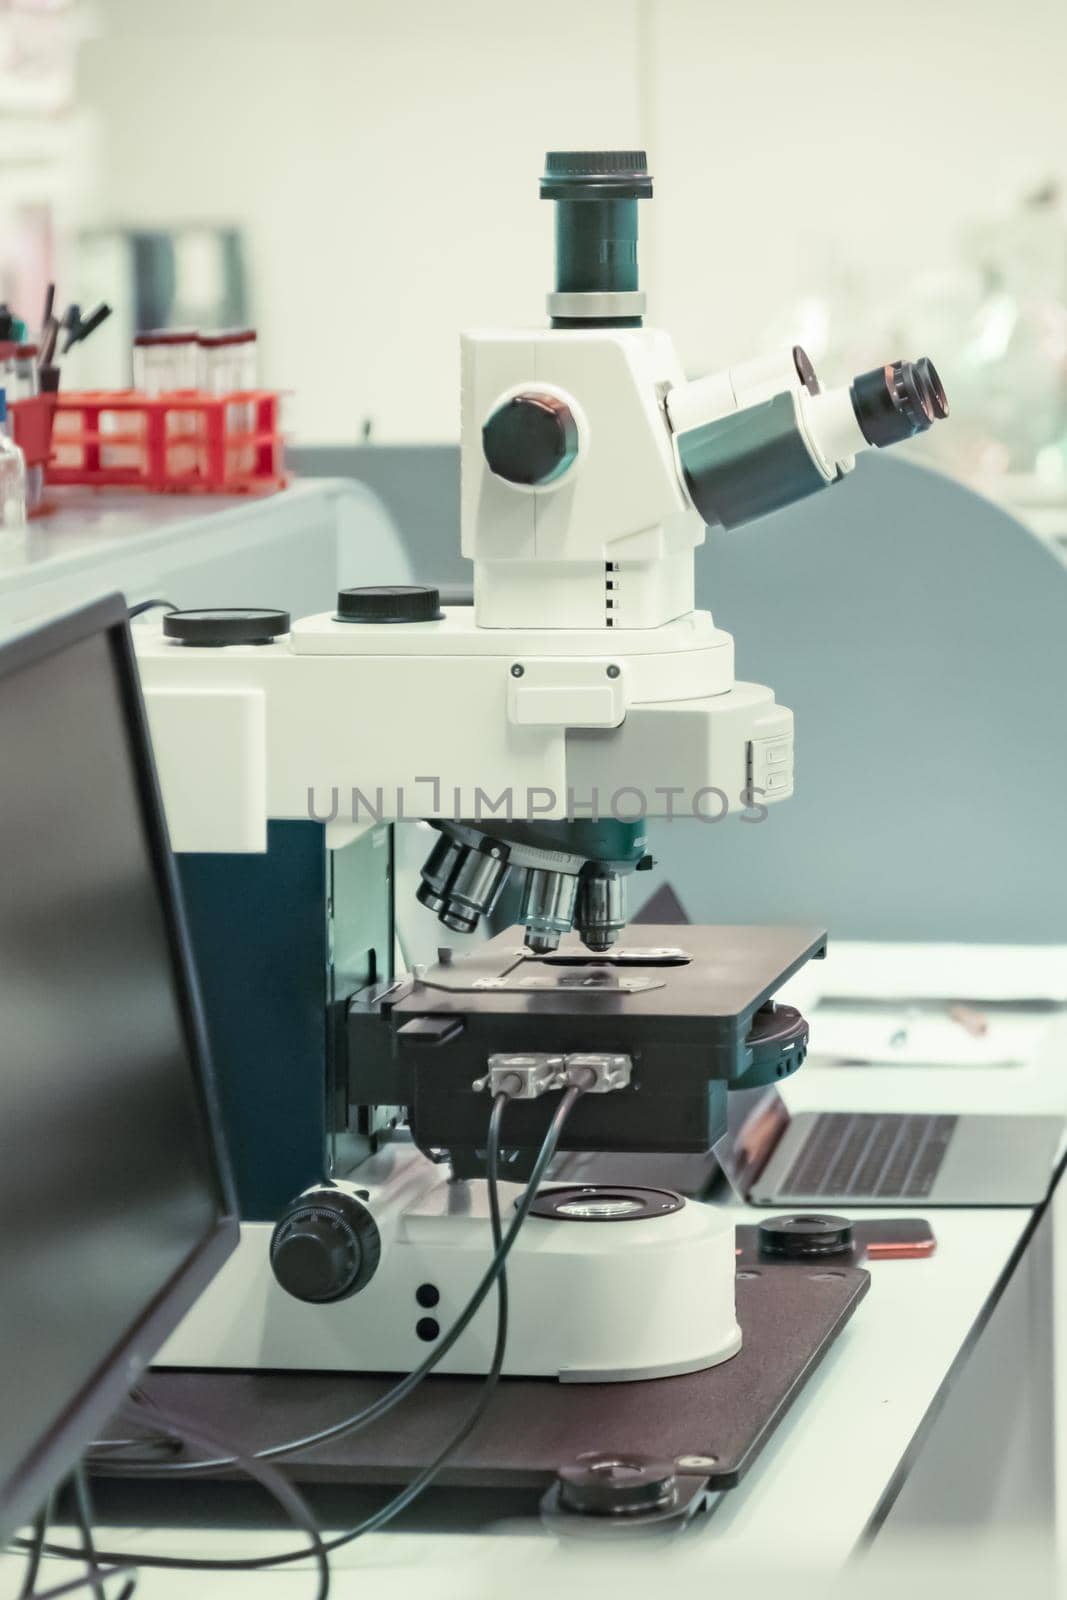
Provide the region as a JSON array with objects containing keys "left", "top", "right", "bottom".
[{"left": 10, "top": 393, "right": 57, "bottom": 515}]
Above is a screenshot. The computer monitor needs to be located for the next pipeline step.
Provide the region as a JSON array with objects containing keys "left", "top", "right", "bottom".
[{"left": 0, "top": 593, "right": 238, "bottom": 1542}]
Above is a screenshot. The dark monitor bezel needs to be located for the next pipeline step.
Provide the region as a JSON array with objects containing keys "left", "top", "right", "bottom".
[{"left": 0, "top": 592, "right": 239, "bottom": 1541}]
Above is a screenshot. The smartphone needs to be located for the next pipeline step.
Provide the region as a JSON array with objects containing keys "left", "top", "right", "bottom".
[{"left": 852, "top": 1218, "right": 937, "bottom": 1260}]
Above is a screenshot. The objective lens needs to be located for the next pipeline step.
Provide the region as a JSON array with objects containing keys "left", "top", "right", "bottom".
[
  {"left": 438, "top": 843, "right": 510, "bottom": 935},
  {"left": 415, "top": 832, "right": 466, "bottom": 915},
  {"left": 416, "top": 829, "right": 510, "bottom": 936},
  {"left": 575, "top": 870, "right": 627, "bottom": 953},
  {"left": 520, "top": 867, "right": 580, "bottom": 954}
]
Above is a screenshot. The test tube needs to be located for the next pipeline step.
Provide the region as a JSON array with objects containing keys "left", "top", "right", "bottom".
[
  {"left": 199, "top": 328, "right": 258, "bottom": 475},
  {"left": 134, "top": 328, "right": 199, "bottom": 394},
  {"left": 234, "top": 329, "right": 258, "bottom": 473},
  {"left": 123, "top": 331, "right": 172, "bottom": 470},
  {"left": 135, "top": 329, "right": 199, "bottom": 476}
]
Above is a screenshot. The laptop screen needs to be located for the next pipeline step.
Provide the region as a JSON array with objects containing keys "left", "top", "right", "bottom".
[{"left": 713, "top": 1085, "right": 792, "bottom": 1198}]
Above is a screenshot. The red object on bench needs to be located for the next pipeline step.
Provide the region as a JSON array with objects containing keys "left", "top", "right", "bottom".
[{"left": 46, "top": 390, "right": 286, "bottom": 494}]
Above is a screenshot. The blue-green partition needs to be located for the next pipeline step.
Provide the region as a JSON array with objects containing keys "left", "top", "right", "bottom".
[{"left": 176, "top": 820, "right": 393, "bottom": 1221}]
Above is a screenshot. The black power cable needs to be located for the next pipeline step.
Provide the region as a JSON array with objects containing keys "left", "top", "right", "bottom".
[
  {"left": 16, "top": 1476, "right": 135, "bottom": 1600},
  {"left": 18, "top": 1492, "right": 53, "bottom": 1597},
  {"left": 69, "top": 1468, "right": 110, "bottom": 1600},
  {"left": 123, "top": 1402, "right": 331, "bottom": 1600},
  {"left": 17, "top": 1086, "right": 581, "bottom": 1578},
  {"left": 20, "top": 1565, "right": 138, "bottom": 1600},
  {"left": 16, "top": 1413, "right": 330, "bottom": 1600}
]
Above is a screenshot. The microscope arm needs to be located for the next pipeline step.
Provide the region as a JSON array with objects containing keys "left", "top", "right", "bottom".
[{"left": 133, "top": 606, "right": 792, "bottom": 857}]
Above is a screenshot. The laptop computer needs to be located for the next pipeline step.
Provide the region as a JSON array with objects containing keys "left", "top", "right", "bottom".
[
  {"left": 715, "top": 1085, "right": 1064, "bottom": 1208},
  {"left": 603, "top": 883, "right": 1064, "bottom": 1207}
]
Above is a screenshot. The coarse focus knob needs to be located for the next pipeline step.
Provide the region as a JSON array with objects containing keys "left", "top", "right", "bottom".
[
  {"left": 482, "top": 393, "right": 579, "bottom": 487},
  {"left": 269, "top": 1186, "right": 381, "bottom": 1304}
]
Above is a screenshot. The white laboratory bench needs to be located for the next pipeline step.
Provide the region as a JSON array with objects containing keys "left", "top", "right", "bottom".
[
  {"left": 0, "top": 479, "right": 412, "bottom": 635},
  {"left": 8, "top": 941, "right": 1065, "bottom": 1599}
]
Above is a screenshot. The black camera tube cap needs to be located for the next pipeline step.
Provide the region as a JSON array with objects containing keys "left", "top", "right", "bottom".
[
  {"left": 163, "top": 607, "right": 290, "bottom": 646},
  {"left": 336, "top": 585, "right": 443, "bottom": 624}
]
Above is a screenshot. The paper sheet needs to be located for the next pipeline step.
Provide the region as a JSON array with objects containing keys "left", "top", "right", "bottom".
[{"left": 805, "top": 1002, "right": 1056, "bottom": 1070}]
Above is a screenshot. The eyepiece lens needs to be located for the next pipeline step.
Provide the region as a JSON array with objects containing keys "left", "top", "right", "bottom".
[
  {"left": 916, "top": 356, "right": 949, "bottom": 420},
  {"left": 849, "top": 357, "right": 949, "bottom": 449}
]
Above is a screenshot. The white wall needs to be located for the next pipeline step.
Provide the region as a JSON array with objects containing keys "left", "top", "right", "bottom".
[
  {"left": 649, "top": 0, "right": 1067, "bottom": 380},
  {"left": 77, "top": 0, "right": 1067, "bottom": 441},
  {"left": 76, "top": 0, "right": 644, "bottom": 441}
]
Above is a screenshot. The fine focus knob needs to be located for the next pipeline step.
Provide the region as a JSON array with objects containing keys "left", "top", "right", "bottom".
[
  {"left": 269, "top": 1186, "right": 381, "bottom": 1304},
  {"left": 335, "top": 585, "right": 442, "bottom": 624},
  {"left": 482, "top": 393, "right": 579, "bottom": 486}
]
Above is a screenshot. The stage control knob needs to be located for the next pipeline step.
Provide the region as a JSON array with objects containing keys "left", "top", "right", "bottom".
[
  {"left": 269, "top": 1186, "right": 381, "bottom": 1304},
  {"left": 757, "top": 1214, "right": 854, "bottom": 1259},
  {"left": 482, "top": 392, "right": 579, "bottom": 486}
]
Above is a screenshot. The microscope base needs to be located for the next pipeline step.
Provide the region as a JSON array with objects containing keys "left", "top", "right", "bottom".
[
  {"left": 135, "top": 1240, "right": 868, "bottom": 1500},
  {"left": 159, "top": 1155, "right": 742, "bottom": 1383}
]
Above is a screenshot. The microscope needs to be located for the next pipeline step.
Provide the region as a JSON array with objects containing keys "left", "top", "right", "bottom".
[{"left": 135, "top": 152, "right": 948, "bottom": 1392}]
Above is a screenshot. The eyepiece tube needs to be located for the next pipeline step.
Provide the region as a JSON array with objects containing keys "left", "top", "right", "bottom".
[
  {"left": 850, "top": 358, "right": 949, "bottom": 448},
  {"left": 541, "top": 151, "right": 652, "bottom": 328}
]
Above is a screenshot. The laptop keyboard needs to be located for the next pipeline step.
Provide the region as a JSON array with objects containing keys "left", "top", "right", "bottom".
[{"left": 779, "top": 1113, "right": 959, "bottom": 1199}]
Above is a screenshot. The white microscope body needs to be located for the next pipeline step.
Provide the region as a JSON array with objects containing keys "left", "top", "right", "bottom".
[{"left": 139, "top": 150, "right": 947, "bottom": 1385}]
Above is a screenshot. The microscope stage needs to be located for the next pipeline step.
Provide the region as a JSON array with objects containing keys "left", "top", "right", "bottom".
[
  {"left": 399, "top": 922, "right": 827, "bottom": 1028},
  {"left": 359, "top": 923, "right": 828, "bottom": 1167}
]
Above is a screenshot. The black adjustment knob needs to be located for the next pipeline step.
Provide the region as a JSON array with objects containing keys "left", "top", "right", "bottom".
[
  {"left": 758, "top": 1214, "right": 854, "bottom": 1260},
  {"left": 162, "top": 607, "right": 290, "bottom": 647},
  {"left": 335, "top": 585, "right": 442, "bottom": 624},
  {"left": 556, "top": 1452, "right": 678, "bottom": 1517},
  {"left": 483, "top": 393, "right": 579, "bottom": 487},
  {"left": 269, "top": 1186, "right": 381, "bottom": 1304}
]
